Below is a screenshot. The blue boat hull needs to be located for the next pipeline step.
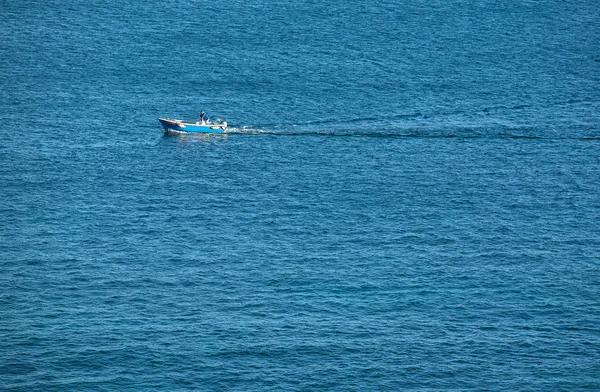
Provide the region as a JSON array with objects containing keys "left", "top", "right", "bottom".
[{"left": 159, "top": 118, "right": 226, "bottom": 133}]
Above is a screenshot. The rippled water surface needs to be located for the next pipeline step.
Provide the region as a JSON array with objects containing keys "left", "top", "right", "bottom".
[{"left": 1, "top": 0, "right": 599, "bottom": 390}]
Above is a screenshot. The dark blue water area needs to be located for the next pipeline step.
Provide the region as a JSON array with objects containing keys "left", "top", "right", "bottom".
[{"left": 1, "top": 0, "right": 600, "bottom": 390}]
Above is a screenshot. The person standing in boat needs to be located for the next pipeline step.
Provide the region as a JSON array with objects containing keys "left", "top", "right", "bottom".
[{"left": 199, "top": 111, "right": 209, "bottom": 124}]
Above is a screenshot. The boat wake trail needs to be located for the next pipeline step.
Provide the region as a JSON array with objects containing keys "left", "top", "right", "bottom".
[{"left": 224, "top": 125, "right": 600, "bottom": 141}]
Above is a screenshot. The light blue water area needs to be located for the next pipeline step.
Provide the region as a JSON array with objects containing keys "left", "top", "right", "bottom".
[{"left": 1, "top": 0, "right": 599, "bottom": 390}]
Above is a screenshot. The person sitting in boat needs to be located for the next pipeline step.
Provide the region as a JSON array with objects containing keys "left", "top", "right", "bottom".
[{"left": 199, "top": 111, "right": 209, "bottom": 124}]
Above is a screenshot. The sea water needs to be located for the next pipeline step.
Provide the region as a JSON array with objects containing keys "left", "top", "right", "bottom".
[{"left": 1, "top": 0, "right": 599, "bottom": 390}]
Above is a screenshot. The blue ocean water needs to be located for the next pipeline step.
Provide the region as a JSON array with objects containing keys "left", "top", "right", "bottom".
[{"left": 1, "top": 0, "right": 600, "bottom": 390}]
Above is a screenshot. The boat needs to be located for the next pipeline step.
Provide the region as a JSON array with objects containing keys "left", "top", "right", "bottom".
[{"left": 159, "top": 117, "right": 228, "bottom": 133}]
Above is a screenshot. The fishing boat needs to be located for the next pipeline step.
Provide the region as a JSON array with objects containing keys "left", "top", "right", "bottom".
[{"left": 159, "top": 117, "right": 228, "bottom": 133}]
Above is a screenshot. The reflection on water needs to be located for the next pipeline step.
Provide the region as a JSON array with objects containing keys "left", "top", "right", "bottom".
[{"left": 161, "top": 130, "right": 229, "bottom": 144}]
